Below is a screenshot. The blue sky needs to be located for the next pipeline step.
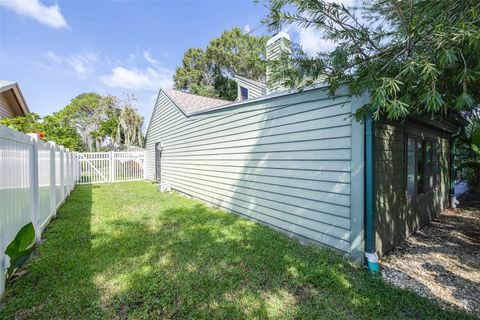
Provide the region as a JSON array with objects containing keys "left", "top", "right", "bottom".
[
  {"left": 0, "top": 0, "right": 272, "bottom": 121},
  {"left": 0, "top": 0, "right": 349, "bottom": 123}
]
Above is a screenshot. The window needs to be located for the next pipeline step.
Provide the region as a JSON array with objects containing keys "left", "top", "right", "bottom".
[
  {"left": 240, "top": 86, "right": 248, "bottom": 101},
  {"left": 406, "top": 136, "right": 439, "bottom": 198},
  {"left": 407, "top": 137, "right": 416, "bottom": 197},
  {"left": 417, "top": 140, "right": 424, "bottom": 195}
]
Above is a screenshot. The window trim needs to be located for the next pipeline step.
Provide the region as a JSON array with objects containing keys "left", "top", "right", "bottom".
[
  {"left": 406, "top": 135, "right": 440, "bottom": 200},
  {"left": 240, "top": 86, "right": 249, "bottom": 101}
]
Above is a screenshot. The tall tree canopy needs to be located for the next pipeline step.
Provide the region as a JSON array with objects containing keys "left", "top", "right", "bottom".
[
  {"left": 60, "top": 93, "right": 144, "bottom": 151},
  {"left": 0, "top": 93, "right": 144, "bottom": 152},
  {"left": 174, "top": 27, "right": 268, "bottom": 101},
  {"left": 264, "top": 0, "right": 480, "bottom": 120}
]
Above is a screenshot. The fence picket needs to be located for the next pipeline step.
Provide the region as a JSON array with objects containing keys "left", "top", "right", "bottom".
[
  {"left": 77, "top": 151, "right": 144, "bottom": 184},
  {"left": 0, "top": 125, "right": 80, "bottom": 299}
]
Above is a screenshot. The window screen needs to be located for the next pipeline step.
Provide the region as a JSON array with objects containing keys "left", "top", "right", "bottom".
[
  {"left": 406, "top": 136, "right": 440, "bottom": 198},
  {"left": 407, "top": 137, "right": 416, "bottom": 197},
  {"left": 417, "top": 140, "right": 425, "bottom": 195},
  {"left": 425, "top": 141, "right": 433, "bottom": 190},
  {"left": 240, "top": 86, "right": 248, "bottom": 101},
  {"left": 432, "top": 142, "right": 439, "bottom": 187}
]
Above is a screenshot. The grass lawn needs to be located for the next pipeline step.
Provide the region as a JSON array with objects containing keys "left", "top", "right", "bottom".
[{"left": 0, "top": 181, "right": 473, "bottom": 319}]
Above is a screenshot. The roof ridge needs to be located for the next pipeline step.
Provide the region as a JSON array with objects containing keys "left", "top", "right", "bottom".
[
  {"left": 235, "top": 75, "right": 266, "bottom": 86},
  {"left": 164, "top": 88, "right": 232, "bottom": 103}
]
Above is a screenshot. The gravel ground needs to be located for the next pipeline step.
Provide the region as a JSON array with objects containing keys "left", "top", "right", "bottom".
[{"left": 381, "top": 203, "right": 480, "bottom": 317}]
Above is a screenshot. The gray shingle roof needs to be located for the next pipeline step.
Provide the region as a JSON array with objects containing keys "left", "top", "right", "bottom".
[{"left": 163, "top": 89, "right": 232, "bottom": 115}]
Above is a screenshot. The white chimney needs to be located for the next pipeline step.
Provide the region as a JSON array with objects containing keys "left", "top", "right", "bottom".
[{"left": 266, "top": 32, "right": 291, "bottom": 94}]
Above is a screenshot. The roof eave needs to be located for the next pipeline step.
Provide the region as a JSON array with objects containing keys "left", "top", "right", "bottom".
[
  {"left": 188, "top": 82, "right": 331, "bottom": 117},
  {"left": 0, "top": 82, "right": 30, "bottom": 115}
]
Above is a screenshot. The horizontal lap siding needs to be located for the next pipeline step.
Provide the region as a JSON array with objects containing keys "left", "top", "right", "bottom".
[
  {"left": 0, "top": 93, "right": 16, "bottom": 119},
  {"left": 375, "top": 118, "right": 451, "bottom": 256},
  {"left": 236, "top": 77, "right": 266, "bottom": 99},
  {"left": 145, "top": 89, "right": 353, "bottom": 253}
]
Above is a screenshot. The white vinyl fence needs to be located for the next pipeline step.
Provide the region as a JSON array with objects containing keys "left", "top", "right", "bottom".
[
  {"left": 78, "top": 151, "right": 144, "bottom": 184},
  {"left": 0, "top": 125, "right": 79, "bottom": 298}
]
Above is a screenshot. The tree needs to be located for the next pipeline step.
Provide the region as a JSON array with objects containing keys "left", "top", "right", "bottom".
[
  {"left": 1, "top": 92, "right": 144, "bottom": 151},
  {"left": 174, "top": 27, "right": 268, "bottom": 100},
  {"left": 59, "top": 92, "right": 104, "bottom": 150},
  {"left": 0, "top": 112, "right": 85, "bottom": 151},
  {"left": 264, "top": 0, "right": 480, "bottom": 120},
  {"left": 60, "top": 93, "right": 144, "bottom": 151}
]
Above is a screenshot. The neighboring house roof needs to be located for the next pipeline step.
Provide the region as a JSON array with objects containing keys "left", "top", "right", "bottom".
[
  {"left": 163, "top": 89, "right": 232, "bottom": 115},
  {"left": 0, "top": 80, "right": 30, "bottom": 115}
]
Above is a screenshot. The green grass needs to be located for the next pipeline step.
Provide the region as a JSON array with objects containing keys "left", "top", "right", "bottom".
[{"left": 0, "top": 182, "right": 472, "bottom": 319}]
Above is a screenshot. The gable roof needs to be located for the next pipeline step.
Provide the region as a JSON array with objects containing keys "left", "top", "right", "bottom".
[
  {"left": 234, "top": 75, "right": 266, "bottom": 88},
  {"left": 0, "top": 80, "right": 30, "bottom": 115},
  {"left": 0, "top": 80, "right": 16, "bottom": 91},
  {"left": 234, "top": 75, "right": 267, "bottom": 101},
  {"left": 162, "top": 89, "right": 232, "bottom": 115}
]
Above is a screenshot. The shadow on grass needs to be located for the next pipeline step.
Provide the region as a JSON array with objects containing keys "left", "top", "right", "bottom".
[
  {"left": 0, "top": 182, "right": 475, "bottom": 319},
  {"left": 0, "top": 184, "right": 106, "bottom": 318}
]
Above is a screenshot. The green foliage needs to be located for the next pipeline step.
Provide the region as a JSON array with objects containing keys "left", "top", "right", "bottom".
[
  {"left": 0, "top": 113, "right": 40, "bottom": 133},
  {"left": 58, "top": 93, "right": 143, "bottom": 151},
  {"left": 174, "top": 27, "right": 268, "bottom": 100},
  {"left": 0, "top": 92, "right": 144, "bottom": 151},
  {"left": 0, "top": 113, "right": 85, "bottom": 151},
  {"left": 456, "top": 113, "right": 480, "bottom": 192},
  {"left": 5, "top": 223, "right": 36, "bottom": 281},
  {"left": 264, "top": 0, "right": 480, "bottom": 120}
]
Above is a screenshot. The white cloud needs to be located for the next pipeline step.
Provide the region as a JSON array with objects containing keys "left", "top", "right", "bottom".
[
  {"left": 281, "top": 0, "right": 361, "bottom": 56},
  {"left": 45, "top": 50, "right": 98, "bottom": 78},
  {"left": 295, "top": 26, "right": 337, "bottom": 56},
  {"left": 328, "top": 0, "right": 358, "bottom": 5},
  {"left": 45, "top": 50, "right": 62, "bottom": 64},
  {"left": 143, "top": 51, "right": 158, "bottom": 65},
  {"left": 0, "top": 0, "right": 68, "bottom": 29},
  {"left": 100, "top": 51, "right": 173, "bottom": 90},
  {"left": 244, "top": 24, "right": 251, "bottom": 33},
  {"left": 100, "top": 66, "right": 173, "bottom": 90},
  {"left": 68, "top": 52, "right": 98, "bottom": 78}
]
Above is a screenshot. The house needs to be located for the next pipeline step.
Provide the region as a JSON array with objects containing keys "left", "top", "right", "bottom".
[
  {"left": 144, "top": 32, "right": 461, "bottom": 267},
  {"left": 0, "top": 80, "right": 30, "bottom": 119}
]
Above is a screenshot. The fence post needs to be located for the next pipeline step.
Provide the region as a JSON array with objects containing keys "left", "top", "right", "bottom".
[
  {"left": 59, "top": 146, "right": 65, "bottom": 203},
  {"left": 48, "top": 141, "right": 57, "bottom": 217},
  {"left": 74, "top": 153, "right": 78, "bottom": 183},
  {"left": 110, "top": 151, "right": 115, "bottom": 182},
  {"left": 68, "top": 152, "right": 72, "bottom": 191},
  {"left": 76, "top": 153, "right": 80, "bottom": 182},
  {"left": 27, "top": 133, "right": 41, "bottom": 242},
  {"left": 66, "top": 149, "right": 71, "bottom": 195}
]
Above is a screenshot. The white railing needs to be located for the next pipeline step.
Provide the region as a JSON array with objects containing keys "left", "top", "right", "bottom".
[
  {"left": 0, "top": 125, "right": 79, "bottom": 298},
  {"left": 78, "top": 151, "right": 144, "bottom": 184}
]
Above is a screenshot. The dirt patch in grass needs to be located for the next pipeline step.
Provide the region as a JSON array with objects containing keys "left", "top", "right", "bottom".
[{"left": 381, "top": 203, "right": 480, "bottom": 317}]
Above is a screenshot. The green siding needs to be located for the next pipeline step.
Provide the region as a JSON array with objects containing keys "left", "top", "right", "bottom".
[
  {"left": 374, "top": 118, "right": 450, "bottom": 256},
  {"left": 235, "top": 76, "right": 266, "bottom": 100},
  {"left": 145, "top": 88, "right": 357, "bottom": 254}
]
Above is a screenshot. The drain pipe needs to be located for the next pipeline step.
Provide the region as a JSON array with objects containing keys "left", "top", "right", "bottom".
[{"left": 365, "top": 113, "right": 380, "bottom": 273}]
